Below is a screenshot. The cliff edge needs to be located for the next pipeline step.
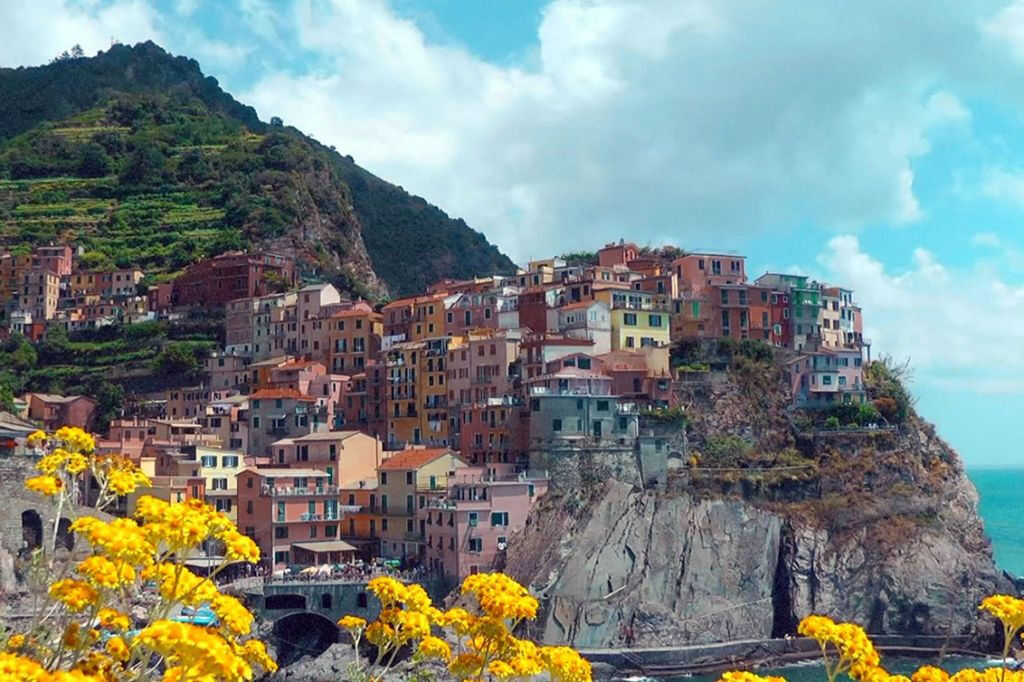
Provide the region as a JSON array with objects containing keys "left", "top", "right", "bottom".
[{"left": 503, "top": 353, "right": 1009, "bottom": 648}]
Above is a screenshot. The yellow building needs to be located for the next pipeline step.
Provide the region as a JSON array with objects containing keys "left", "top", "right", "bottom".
[
  {"left": 193, "top": 446, "right": 246, "bottom": 520},
  {"left": 376, "top": 448, "right": 466, "bottom": 560},
  {"left": 386, "top": 336, "right": 463, "bottom": 448},
  {"left": 596, "top": 290, "right": 671, "bottom": 350},
  {"left": 409, "top": 293, "right": 450, "bottom": 341}
]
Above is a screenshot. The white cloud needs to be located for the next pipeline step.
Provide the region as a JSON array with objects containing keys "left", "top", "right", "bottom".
[
  {"left": 817, "top": 235, "right": 1024, "bottom": 394},
  {"left": 235, "top": 0, "right": 996, "bottom": 262},
  {"left": 972, "top": 232, "right": 1002, "bottom": 247},
  {"left": 0, "top": 0, "right": 162, "bottom": 66},
  {"left": 981, "top": 167, "right": 1024, "bottom": 207}
]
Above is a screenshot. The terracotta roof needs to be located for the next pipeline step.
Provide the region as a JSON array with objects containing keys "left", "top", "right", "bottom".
[
  {"left": 249, "top": 389, "right": 317, "bottom": 402},
  {"left": 241, "top": 467, "right": 329, "bottom": 477},
  {"left": 332, "top": 304, "right": 380, "bottom": 318},
  {"left": 379, "top": 448, "right": 456, "bottom": 470},
  {"left": 276, "top": 360, "right": 325, "bottom": 369},
  {"left": 382, "top": 292, "right": 448, "bottom": 310}
]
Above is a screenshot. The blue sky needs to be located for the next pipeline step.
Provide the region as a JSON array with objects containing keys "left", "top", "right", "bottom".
[{"left": 4, "top": 0, "right": 1024, "bottom": 467}]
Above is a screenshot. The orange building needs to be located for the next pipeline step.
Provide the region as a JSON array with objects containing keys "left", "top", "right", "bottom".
[{"left": 327, "top": 303, "right": 383, "bottom": 374}]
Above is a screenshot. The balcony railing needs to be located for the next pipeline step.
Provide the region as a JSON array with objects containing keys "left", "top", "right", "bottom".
[
  {"left": 404, "top": 531, "right": 425, "bottom": 543},
  {"left": 299, "top": 512, "right": 343, "bottom": 521},
  {"left": 260, "top": 485, "right": 338, "bottom": 497}
]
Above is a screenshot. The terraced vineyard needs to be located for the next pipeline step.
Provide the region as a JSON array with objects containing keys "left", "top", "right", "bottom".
[{"left": 0, "top": 96, "right": 258, "bottom": 274}]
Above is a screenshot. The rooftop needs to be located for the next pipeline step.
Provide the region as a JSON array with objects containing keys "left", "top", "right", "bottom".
[
  {"left": 291, "top": 540, "right": 357, "bottom": 553},
  {"left": 241, "top": 467, "right": 329, "bottom": 477},
  {"left": 379, "top": 448, "right": 456, "bottom": 470},
  {"left": 249, "top": 388, "right": 317, "bottom": 402}
]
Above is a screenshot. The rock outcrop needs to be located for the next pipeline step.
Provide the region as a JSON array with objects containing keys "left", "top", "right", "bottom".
[{"left": 504, "top": 365, "right": 1009, "bottom": 649}]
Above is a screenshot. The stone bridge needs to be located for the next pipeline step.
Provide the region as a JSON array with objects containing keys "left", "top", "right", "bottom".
[{"left": 234, "top": 578, "right": 381, "bottom": 667}]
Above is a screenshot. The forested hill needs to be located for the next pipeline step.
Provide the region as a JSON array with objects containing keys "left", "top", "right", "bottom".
[{"left": 0, "top": 41, "right": 516, "bottom": 296}]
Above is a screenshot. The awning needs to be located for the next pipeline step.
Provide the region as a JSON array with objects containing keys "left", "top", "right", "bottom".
[{"left": 291, "top": 541, "right": 358, "bottom": 554}]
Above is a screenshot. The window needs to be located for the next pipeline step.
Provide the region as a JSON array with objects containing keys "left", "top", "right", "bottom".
[
  {"left": 252, "top": 416, "right": 260, "bottom": 428},
  {"left": 468, "top": 512, "right": 478, "bottom": 527},
  {"left": 380, "top": 472, "right": 388, "bottom": 485},
  {"left": 721, "top": 310, "right": 730, "bottom": 329},
  {"left": 552, "top": 419, "right": 562, "bottom": 432},
  {"left": 596, "top": 400, "right": 609, "bottom": 411},
  {"left": 577, "top": 358, "right": 591, "bottom": 370},
  {"left": 329, "top": 444, "right": 336, "bottom": 460},
  {"left": 200, "top": 456, "right": 217, "bottom": 468},
  {"left": 246, "top": 501, "right": 253, "bottom": 514},
  {"left": 406, "top": 471, "right": 414, "bottom": 485},
  {"left": 274, "top": 526, "right": 288, "bottom": 539},
  {"left": 625, "top": 336, "right": 635, "bottom": 348},
  {"left": 468, "top": 538, "right": 483, "bottom": 552},
  {"left": 648, "top": 314, "right": 662, "bottom": 327},
  {"left": 223, "top": 456, "right": 238, "bottom": 468},
  {"left": 490, "top": 511, "right": 509, "bottom": 526},
  {"left": 310, "top": 525, "right": 318, "bottom": 538},
  {"left": 720, "top": 290, "right": 729, "bottom": 305},
  {"left": 382, "top": 518, "right": 389, "bottom": 531},
  {"left": 823, "top": 375, "right": 833, "bottom": 385},
  {"left": 623, "top": 313, "right": 637, "bottom": 326},
  {"left": 381, "top": 494, "right": 388, "bottom": 512}
]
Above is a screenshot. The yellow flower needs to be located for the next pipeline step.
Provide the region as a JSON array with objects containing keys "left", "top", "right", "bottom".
[
  {"left": 77, "top": 556, "right": 135, "bottom": 589},
  {"left": 488, "top": 660, "right": 516, "bottom": 678},
  {"left": 449, "top": 652, "right": 485, "bottom": 679},
  {"left": 438, "top": 607, "right": 474, "bottom": 636},
  {"left": 238, "top": 639, "right": 277, "bottom": 673},
  {"left": 105, "top": 636, "right": 130, "bottom": 662},
  {"left": 26, "top": 430, "right": 47, "bottom": 448},
  {"left": 338, "top": 616, "right": 367, "bottom": 631},
  {"left": 25, "top": 475, "right": 62, "bottom": 496},
  {"left": 49, "top": 579, "right": 100, "bottom": 613},
  {"left": 211, "top": 594, "right": 254, "bottom": 636},
  {"left": 220, "top": 530, "right": 260, "bottom": 564},
  {"left": 0, "top": 652, "right": 50, "bottom": 681},
  {"left": 719, "top": 673, "right": 789, "bottom": 682},
  {"left": 367, "top": 576, "right": 408, "bottom": 607},
  {"left": 4, "top": 634, "right": 25, "bottom": 651},
  {"left": 365, "top": 622, "right": 395, "bottom": 647},
  {"left": 134, "top": 620, "right": 257, "bottom": 680},
  {"left": 980, "top": 595, "right": 1024, "bottom": 631},
  {"left": 541, "top": 645, "right": 592, "bottom": 682},
  {"left": 55, "top": 426, "right": 95, "bottom": 454},
  {"left": 417, "top": 635, "right": 451, "bottom": 662},
  {"left": 97, "top": 608, "right": 132, "bottom": 631}
]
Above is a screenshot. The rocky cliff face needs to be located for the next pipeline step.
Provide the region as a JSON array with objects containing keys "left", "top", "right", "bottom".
[{"left": 504, "top": 364, "right": 1009, "bottom": 649}]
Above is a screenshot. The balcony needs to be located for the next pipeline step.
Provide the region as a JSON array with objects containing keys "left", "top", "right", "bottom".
[
  {"left": 299, "top": 512, "right": 343, "bottom": 521},
  {"left": 260, "top": 485, "right": 338, "bottom": 497},
  {"left": 267, "top": 426, "right": 289, "bottom": 437},
  {"left": 404, "top": 531, "right": 425, "bottom": 543}
]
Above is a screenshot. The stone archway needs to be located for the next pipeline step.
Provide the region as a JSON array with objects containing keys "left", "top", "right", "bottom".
[
  {"left": 270, "top": 611, "right": 339, "bottom": 667},
  {"left": 21, "top": 510, "right": 42, "bottom": 551},
  {"left": 56, "top": 518, "right": 74, "bottom": 552}
]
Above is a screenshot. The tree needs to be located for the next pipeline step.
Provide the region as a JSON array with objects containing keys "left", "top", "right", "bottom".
[
  {"left": 270, "top": 116, "right": 284, "bottom": 127},
  {"left": 0, "top": 376, "right": 16, "bottom": 413},
  {"left": 84, "top": 377, "right": 124, "bottom": 433},
  {"left": 119, "top": 141, "right": 167, "bottom": 186},
  {"left": 70, "top": 44, "right": 84, "bottom": 59},
  {"left": 77, "top": 142, "right": 111, "bottom": 178},
  {"left": 152, "top": 342, "right": 199, "bottom": 378}
]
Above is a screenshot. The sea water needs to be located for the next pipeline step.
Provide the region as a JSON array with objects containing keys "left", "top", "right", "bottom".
[{"left": 969, "top": 468, "right": 1024, "bottom": 578}]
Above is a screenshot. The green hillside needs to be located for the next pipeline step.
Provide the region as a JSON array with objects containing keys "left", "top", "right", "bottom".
[{"left": 0, "top": 42, "right": 517, "bottom": 296}]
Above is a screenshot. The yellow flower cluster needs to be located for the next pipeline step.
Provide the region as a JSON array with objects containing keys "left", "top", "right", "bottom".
[
  {"left": 134, "top": 620, "right": 256, "bottom": 680},
  {"left": 719, "top": 672, "right": 787, "bottom": 682},
  {"left": 462, "top": 571, "right": 540, "bottom": 622},
  {"left": 979, "top": 594, "right": 1024, "bottom": 631},
  {"left": 797, "top": 614, "right": 880, "bottom": 682},
  {"left": 10, "top": 428, "right": 276, "bottom": 681},
  {"left": 339, "top": 572, "right": 590, "bottom": 682}
]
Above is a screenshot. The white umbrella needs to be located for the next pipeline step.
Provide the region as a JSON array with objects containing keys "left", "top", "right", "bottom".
[{"left": 316, "top": 564, "right": 332, "bottom": 577}]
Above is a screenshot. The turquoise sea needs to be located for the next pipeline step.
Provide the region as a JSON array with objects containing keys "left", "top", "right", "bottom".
[{"left": 969, "top": 468, "right": 1024, "bottom": 578}]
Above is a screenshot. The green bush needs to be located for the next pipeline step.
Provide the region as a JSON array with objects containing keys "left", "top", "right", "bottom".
[
  {"left": 702, "top": 434, "right": 753, "bottom": 467},
  {"left": 824, "top": 416, "right": 841, "bottom": 428}
]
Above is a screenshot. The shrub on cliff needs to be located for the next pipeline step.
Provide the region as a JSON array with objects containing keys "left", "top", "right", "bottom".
[
  {"left": 703, "top": 434, "right": 754, "bottom": 466},
  {"left": 865, "top": 356, "right": 914, "bottom": 424}
]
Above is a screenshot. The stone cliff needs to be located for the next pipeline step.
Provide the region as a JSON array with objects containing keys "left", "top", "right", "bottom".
[{"left": 503, "top": 359, "right": 1010, "bottom": 649}]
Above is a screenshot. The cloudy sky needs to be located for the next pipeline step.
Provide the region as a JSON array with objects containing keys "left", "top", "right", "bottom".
[{"left": 4, "top": 0, "right": 1024, "bottom": 467}]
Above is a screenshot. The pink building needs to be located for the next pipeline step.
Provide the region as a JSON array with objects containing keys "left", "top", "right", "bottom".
[
  {"left": 446, "top": 330, "right": 521, "bottom": 409},
  {"left": 673, "top": 253, "right": 746, "bottom": 295},
  {"left": 422, "top": 467, "right": 548, "bottom": 581},
  {"left": 236, "top": 468, "right": 342, "bottom": 568},
  {"left": 268, "top": 430, "right": 382, "bottom": 487},
  {"left": 444, "top": 292, "right": 499, "bottom": 336},
  {"left": 26, "top": 393, "right": 97, "bottom": 431}
]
